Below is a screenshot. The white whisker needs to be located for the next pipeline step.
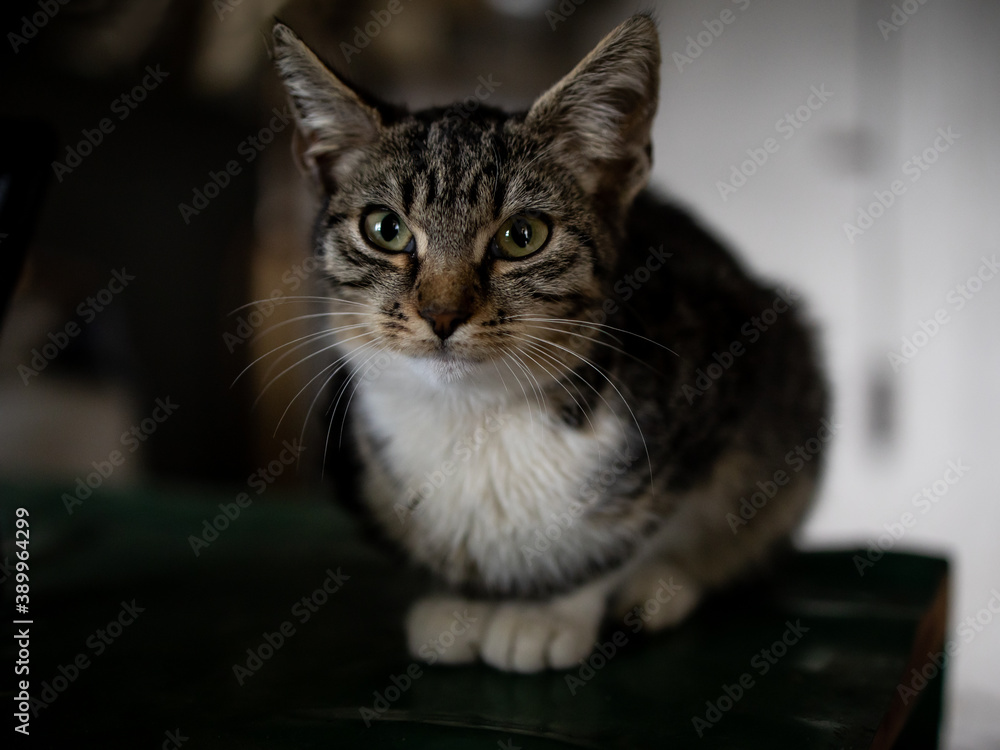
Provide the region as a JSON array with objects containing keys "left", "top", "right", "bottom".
[
  {"left": 498, "top": 353, "right": 535, "bottom": 431},
  {"left": 252, "top": 311, "right": 369, "bottom": 340},
  {"left": 272, "top": 337, "right": 380, "bottom": 437},
  {"left": 513, "top": 335, "right": 626, "bottom": 443},
  {"left": 518, "top": 331, "right": 654, "bottom": 490},
  {"left": 257, "top": 324, "right": 369, "bottom": 383},
  {"left": 509, "top": 315, "right": 678, "bottom": 358},
  {"left": 228, "top": 295, "right": 373, "bottom": 315},
  {"left": 517, "top": 338, "right": 601, "bottom": 442},
  {"left": 515, "top": 320, "right": 663, "bottom": 374},
  {"left": 251, "top": 330, "right": 374, "bottom": 409},
  {"left": 233, "top": 323, "right": 366, "bottom": 387},
  {"left": 336, "top": 344, "right": 390, "bottom": 449},
  {"left": 504, "top": 349, "right": 546, "bottom": 429}
]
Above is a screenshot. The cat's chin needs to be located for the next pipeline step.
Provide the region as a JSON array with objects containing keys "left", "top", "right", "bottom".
[{"left": 405, "top": 352, "right": 486, "bottom": 386}]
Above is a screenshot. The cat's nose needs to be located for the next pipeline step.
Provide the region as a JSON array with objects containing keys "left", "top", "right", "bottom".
[{"left": 419, "top": 307, "right": 470, "bottom": 341}]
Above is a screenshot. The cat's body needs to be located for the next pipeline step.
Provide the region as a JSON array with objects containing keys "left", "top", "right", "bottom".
[{"left": 272, "top": 14, "right": 828, "bottom": 672}]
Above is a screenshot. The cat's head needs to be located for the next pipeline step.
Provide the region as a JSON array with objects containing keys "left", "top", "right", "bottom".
[{"left": 272, "top": 14, "right": 659, "bottom": 384}]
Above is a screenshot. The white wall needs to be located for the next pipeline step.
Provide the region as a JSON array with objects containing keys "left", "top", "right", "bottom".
[{"left": 649, "top": 1, "right": 1000, "bottom": 747}]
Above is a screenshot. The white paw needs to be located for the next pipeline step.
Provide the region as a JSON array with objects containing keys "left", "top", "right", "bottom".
[
  {"left": 480, "top": 602, "right": 599, "bottom": 673},
  {"left": 405, "top": 596, "right": 494, "bottom": 665},
  {"left": 613, "top": 563, "right": 701, "bottom": 631}
]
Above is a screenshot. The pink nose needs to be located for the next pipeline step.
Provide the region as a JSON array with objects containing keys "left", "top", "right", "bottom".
[{"left": 419, "top": 308, "right": 470, "bottom": 340}]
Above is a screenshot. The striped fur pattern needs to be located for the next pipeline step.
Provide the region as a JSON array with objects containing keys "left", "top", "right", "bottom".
[{"left": 272, "top": 14, "right": 828, "bottom": 672}]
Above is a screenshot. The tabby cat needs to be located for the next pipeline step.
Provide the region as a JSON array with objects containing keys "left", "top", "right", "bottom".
[{"left": 271, "top": 13, "right": 828, "bottom": 673}]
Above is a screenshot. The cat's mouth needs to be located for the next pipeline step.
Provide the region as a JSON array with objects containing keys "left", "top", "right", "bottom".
[{"left": 373, "top": 309, "right": 509, "bottom": 384}]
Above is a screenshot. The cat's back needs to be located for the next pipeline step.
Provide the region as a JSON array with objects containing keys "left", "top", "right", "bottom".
[{"left": 616, "top": 191, "right": 828, "bottom": 475}]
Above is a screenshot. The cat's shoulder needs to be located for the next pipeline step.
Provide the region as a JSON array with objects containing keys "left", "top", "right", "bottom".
[{"left": 624, "top": 189, "right": 754, "bottom": 291}]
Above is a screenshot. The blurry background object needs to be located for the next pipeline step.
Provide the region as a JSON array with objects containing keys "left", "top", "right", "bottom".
[{"left": 0, "top": 2, "right": 997, "bottom": 747}]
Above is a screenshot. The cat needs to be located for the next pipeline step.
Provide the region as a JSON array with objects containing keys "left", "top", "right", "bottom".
[{"left": 270, "top": 13, "right": 828, "bottom": 673}]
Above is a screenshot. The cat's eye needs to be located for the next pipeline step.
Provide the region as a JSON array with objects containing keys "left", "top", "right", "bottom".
[
  {"left": 493, "top": 214, "right": 550, "bottom": 260},
  {"left": 362, "top": 209, "right": 414, "bottom": 253}
]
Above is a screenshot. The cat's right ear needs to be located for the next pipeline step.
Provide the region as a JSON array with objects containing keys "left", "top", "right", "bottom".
[{"left": 272, "top": 22, "right": 382, "bottom": 194}]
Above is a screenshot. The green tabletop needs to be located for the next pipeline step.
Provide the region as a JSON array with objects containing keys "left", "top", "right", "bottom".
[{"left": 1, "top": 482, "right": 946, "bottom": 748}]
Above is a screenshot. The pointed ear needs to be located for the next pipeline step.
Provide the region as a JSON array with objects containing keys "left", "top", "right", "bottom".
[
  {"left": 272, "top": 22, "right": 382, "bottom": 194},
  {"left": 526, "top": 14, "right": 660, "bottom": 207}
]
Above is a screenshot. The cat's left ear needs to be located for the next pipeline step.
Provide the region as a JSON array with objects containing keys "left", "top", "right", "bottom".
[
  {"left": 272, "top": 22, "right": 383, "bottom": 194},
  {"left": 526, "top": 13, "right": 660, "bottom": 208}
]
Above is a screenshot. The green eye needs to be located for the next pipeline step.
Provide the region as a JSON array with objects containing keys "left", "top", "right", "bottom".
[
  {"left": 363, "top": 209, "right": 413, "bottom": 253},
  {"left": 493, "top": 214, "right": 550, "bottom": 259}
]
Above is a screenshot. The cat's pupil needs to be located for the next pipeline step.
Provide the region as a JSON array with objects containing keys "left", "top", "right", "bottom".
[
  {"left": 510, "top": 218, "right": 532, "bottom": 248},
  {"left": 379, "top": 214, "right": 400, "bottom": 242}
]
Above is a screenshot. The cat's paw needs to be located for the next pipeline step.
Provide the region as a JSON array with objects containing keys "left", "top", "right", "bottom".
[
  {"left": 480, "top": 602, "right": 599, "bottom": 673},
  {"left": 405, "top": 596, "right": 494, "bottom": 665},
  {"left": 613, "top": 562, "right": 701, "bottom": 632}
]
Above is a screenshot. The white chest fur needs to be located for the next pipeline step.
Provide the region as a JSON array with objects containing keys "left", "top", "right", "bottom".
[{"left": 354, "top": 356, "right": 628, "bottom": 591}]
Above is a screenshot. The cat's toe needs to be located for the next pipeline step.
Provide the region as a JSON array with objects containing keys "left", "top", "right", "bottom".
[
  {"left": 481, "top": 603, "right": 596, "bottom": 673},
  {"left": 405, "top": 596, "right": 493, "bottom": 665}
]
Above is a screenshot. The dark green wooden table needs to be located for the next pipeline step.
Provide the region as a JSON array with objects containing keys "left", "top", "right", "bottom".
[{"left": 0, "top": 482, "right": 946, "bottom": 748}]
